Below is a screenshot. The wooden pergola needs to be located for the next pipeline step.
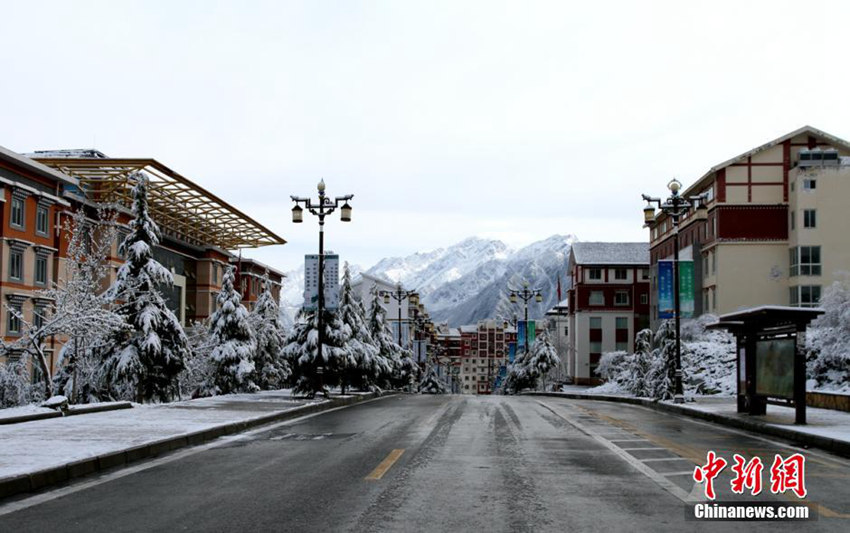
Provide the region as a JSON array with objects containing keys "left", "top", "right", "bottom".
[{"left": 34, "top": 157, "right": 286, "bottom": 250}]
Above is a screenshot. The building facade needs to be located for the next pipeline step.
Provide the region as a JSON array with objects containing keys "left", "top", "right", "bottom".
[
  {"left": 457, "top": 320, "right": 516, "bottom": 394},
  {"left": 566, "top": 242, "right": 650, "bottom": 385},
  {"left": 645, "top": 126, "right": 850, "bottom": 319}
]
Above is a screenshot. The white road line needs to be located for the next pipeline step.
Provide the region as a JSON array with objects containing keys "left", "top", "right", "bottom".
[
  {"left": 618, "top": 447, "right": 666, "bottom": 451},
  {"left": 536, "top": 400, "right": 703, "bottom": 504},
  {"left": 663, "top": 471, "right": 698, "bottom": 477},
  {"left": 640, "top": 457, "right": 693, "bottom": 463},
  {"left": 609, "top": 439, "right": 650, "bottom": 443},
  {"left": 0, "top": 395, "right": 391, "bottom": 518}
]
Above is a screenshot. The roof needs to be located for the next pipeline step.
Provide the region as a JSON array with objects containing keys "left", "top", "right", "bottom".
[
  {"left": 31, "top": 154, "right": 285, "bottom": 250},
  {"left": 571, "top": 242, "right": 649, "bottom": 266},
  {"left": 684, "top": 125, "right": 850, "bottom": 197},
  {"left": 459, "top": 325, "right": 478, "bottom": 333},
  {"left": 0, "top": 145, "right": 79, "bottom": 187},
  {"left": 353, "top": 272, "right": 401, "bottom": 288},
  {"left": 231, "top": 257, "right": 286, "bottom": 279}
]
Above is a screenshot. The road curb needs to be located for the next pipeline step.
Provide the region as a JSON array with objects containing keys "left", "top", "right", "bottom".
[
  {"left": 523, "top": 391, "right": 850, "bottom": 459},
  {"left": 0, "top": 392, "right": 383, "bottom": 501},
  {"left": 0, "top": 402, "right": 134, "bottom": 426}
]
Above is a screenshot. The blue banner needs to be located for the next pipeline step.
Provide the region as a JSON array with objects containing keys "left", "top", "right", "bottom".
[
  {"left": 517, "top": 321, "right": 526, "bottom": 354},
  {"left": 509, "top": 342, "right": 516, "bottom": 363},
  {"left": 658, "top": 261, "right": 674, "bottom": 319}
]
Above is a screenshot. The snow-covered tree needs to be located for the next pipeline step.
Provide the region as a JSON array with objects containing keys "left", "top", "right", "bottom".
[
  {"left": 208, "top": 266, "right": 258, "bottom": 394},
  {"left": 648, "top": 320, "right": 679, "bottom": 400},
  {"left": 337, "top": 264, "right": 386, "bottom": 393},
  {"left": 807, "top": 275, "right": 850, "bottom": 390},
  {"left": 101, "top": 176, "right": 189, "bottom": 402},
  {"left": 248, "top": 273, "right": 290, "bottom": 390},
  {"left": 419, "top": 364, "right": 447, "bottom": 394},
  {"left": 283, "top": 307, "right": 347, "bottom": 397},
  {"left": 178, "top": 321, "right": 217, "bottom": 399},
  {"left": 365, "top": 283, "right": 413, "bottom": 389},
  {"left": 527, "top": 328, "right": 559, "bottom": 391},
  {"left": 2, "top": 208, "right": 125, "bottom": 402}
]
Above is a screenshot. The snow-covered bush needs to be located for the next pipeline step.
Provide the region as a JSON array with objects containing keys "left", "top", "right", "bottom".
[
  {"left": 419, "top": 365, "right": 447, "bottom": 394},
  {"left": 806, "top": 275, "right": 850, "bottom": 391},
  {"left": 365, "top": 284, "right": 413, "bottom": 389},
  {"left": 338, "top": 264, "right": 387, "bottom": 393},
  {"left": 0, "top": 355, "right": 43, "bottom": 408},
  {"left": 504, "top": 329, "right": 560, "bottom": 393},
  {"left": 208, "top": 266, "right": 258, "bottom": 394},
  {"left": 283, "top": 307, "right": 347, "bottom": 397},
  {"left": 100, "top": 177, "right": 189, "bottom": 403}
]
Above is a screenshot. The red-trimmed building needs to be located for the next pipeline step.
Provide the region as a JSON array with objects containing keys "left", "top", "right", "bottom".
[
  {"left": 645, "top": 125, "right": 850, "bottom": 319},
  {"left": 566, "top": 242, "right": 650, "bottom": 384}
]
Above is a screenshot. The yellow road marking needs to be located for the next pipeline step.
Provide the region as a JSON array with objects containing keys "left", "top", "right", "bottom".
[{"left": 365, "top": 449, "right": 405, "bottom": 480}]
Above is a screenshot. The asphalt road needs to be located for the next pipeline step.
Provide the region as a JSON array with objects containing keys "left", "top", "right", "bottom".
[{"left": 1, "top": 394, "right": 849, "bottom": 532}]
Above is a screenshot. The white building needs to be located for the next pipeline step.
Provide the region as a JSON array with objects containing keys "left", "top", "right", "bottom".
[{"left": 351, "top": 272, "right": 412, "bottom": 347}]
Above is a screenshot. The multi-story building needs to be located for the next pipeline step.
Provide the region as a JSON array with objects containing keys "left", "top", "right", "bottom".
[
  {"left": 644, "top": 125, "right": 850, "bottom": 318},
  {"left": 232, "top": 257, "right": 285, "bottom": 311},
  {"left": 566, "top": 242, "right": 650, "bottom": 384},
  {"left": 351, "top": 273, "right": 412, "bottom": 347},
  {"left": 434, "top": 323, "right": 461, "bottom": 392},
  {"left": 458, "top": 319, "right": 516, "bottom": 394},
  {"left": 1, "top": 147, "right": 285, "bottom": 375}
]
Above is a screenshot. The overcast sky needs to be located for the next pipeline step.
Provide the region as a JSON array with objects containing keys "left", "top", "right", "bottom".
[{"left": 3, "top": 0, "right": 850, "bottom": 272}]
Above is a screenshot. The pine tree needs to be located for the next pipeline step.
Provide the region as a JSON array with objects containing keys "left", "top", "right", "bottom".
[
  {"left": 338, "top": 264, "right": 384, "bottom": 392},
  {"left": 283, "top": 307, "right": 347, "bottom": 397},
  {"left": 528, "top": 328, "right": 559, "bottom": 391},
  {"left": 248, "top": 273, "right": 290, "bottom": 390},
  {"left": 807, "top": 275, "right": 850, "bottom": 390},
  {"left": 208, "top": 266, "right": 258, "bottom": 394},
  {"left": 419, "top": 364, "right": 447, "bottom": 394},
  {"left": 101, "top": 176, "right": 189, "bottom": 402},
  {"left": 649, "top": 320, "right": 678, "bottom": 400},
  {"left": 366, "top": 283, "right": 411, "bottom": 389}
]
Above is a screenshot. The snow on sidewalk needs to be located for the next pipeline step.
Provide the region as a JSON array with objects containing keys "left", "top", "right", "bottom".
[
  {"left": 0, "top": 390, "right": 318, "bottom": 479},
  {"left": 681, "top": 396, "right": 850, "bottom": 444}
]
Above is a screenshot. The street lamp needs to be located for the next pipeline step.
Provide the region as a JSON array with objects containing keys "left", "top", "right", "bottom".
[
  {"left": 380, "top": 282, "right": 417, "bottom": 348},
  {"left": 291, "top": 179, "right": 353, "bottom": 398},
  {"left": 642, "top": 178, "right": 708, "bottom": 404},
  {"left": 508, "top": 281, "right": 543, "bottom": 354}
]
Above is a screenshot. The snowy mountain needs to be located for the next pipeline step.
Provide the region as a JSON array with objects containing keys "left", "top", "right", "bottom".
[
  {"left": 366, "top": 235, "right": 577, "bottom": 326},
  {"left": 279, "top": 235, "right": 577, "bottom": 327}
]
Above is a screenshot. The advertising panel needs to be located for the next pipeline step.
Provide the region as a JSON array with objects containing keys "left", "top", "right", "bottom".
[
  {"left": 755, "top": 338, "right": 795, "bottom": 399},
  {"left": 657, "top": 260, "right": 694, "bottom": 319}
]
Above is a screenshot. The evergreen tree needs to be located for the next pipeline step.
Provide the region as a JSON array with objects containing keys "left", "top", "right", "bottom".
[
  {"left": 366, "top": 283, "right": 411, "bottom": 389},
  {"left": 283, "top": 307, "right": 347, "bottom": 397},
  {"left": 338, "top": 264, "right": 385, "bottom": 392},
  {"left": 649, "top": 320, "right": 678, "bottom": 400},
  {"left": 527, "top": 328, "right": 559, "bottom": 391},
  {"left": 208, "top": 266, "right": 258, "bottom": 394},
  {"left": 419, "top": 364, "right": 447, "bottom": 394},
  {"left": 807, "top": 276, "right": 850, "bottom": 390},
  {"left": 248, "top": 273, "right": 290, "bottom": 390},
  {"left": 101, "top": 176, "right": 189, "bottom": 402}
]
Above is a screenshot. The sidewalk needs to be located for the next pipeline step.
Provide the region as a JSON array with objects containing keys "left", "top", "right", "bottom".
[
  {"left": 526, "top": 388, "right": 850, "bottom": 458},
  {"left": 0, "top": 390, "right": 381, "bottom": 499}
]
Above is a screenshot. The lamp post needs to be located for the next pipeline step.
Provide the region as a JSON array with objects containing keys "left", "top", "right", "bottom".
[
  {"left": 381, "top": 282, "right": 418, "bottom": 348},
  {"left": 291, "top": 180, "right": 353, "bottom": 398},
  {"left": 642, "top": 178, "right": 707, "bottom": 404},
  {"left": 508, "top": 281, "right": 543, "bottom": 354}
]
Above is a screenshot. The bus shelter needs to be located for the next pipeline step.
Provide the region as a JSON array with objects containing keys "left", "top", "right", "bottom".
[{"left": 709, "top": 306, "right": 823, "bottom": 425}]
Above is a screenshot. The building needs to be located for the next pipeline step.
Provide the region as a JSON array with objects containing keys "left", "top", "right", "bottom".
[
  {"left": 644, "top": 125, "right": 850, "bottom": 319},
  {"left": 457, "top": 319, "right": 516, "bottom": 394},
  {"left": 1, "top": 148, "right": 285, "bottom": 375},
  {"left": 232, "top": 257, "right": 285, "bottom": 311},
  {"left": 351, "top": 273, "right": 412, "bottom": 347},
  {"left": 434, "top": 324, "right": 462, "bottom": 393},
  {"left": 566, "top": 242, "right": 650, "bottom": 384}
]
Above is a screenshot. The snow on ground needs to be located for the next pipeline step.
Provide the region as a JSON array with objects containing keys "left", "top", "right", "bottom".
[
  {"left": 0, "top": 405, "right": 54, "bottom": 422},
  {"left": 0, "top": 390, "right": 320, "bottom": 480}
]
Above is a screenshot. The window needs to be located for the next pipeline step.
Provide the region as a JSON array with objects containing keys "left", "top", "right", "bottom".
[
  {"left": 589, "top": 291, "right": 604, "bottom": 306},
  {"left": 614, "top": 269, "right": 628, "bottom": 280},
  {"left": 213, "top": 265, "right": 218, "bottom": 284},
  {"left": 564, "top": 326, "right": 569, "bottom": 336},
  {"left": 614, "top": 291, "right": 629, "bottom": 306},
  {"left": 10, "top": 197, "right": 24, "bottom": 228},
  {"left": 790, "top": 211, "right": 795, "bottom": 230},
  {"left": 791, "top": 285, "right": 821, "bottom": 307},
  {"left": 7, "top": 305, "right": 22, "bottom": 335},
  {"left": 36, "top": 206, "right": 49, "bottom": 236},
  {"left": 33, "top": 307, "right": 45, "bottom": 330},
  {"left": 703, "top": 254, "right": 708, "bottom": 275},
  {"left": 641, "top": 269, "right": 649, "bottom": 280},
  {"left": 712, "top": 251, "right": 716, "bottom": 273},
  {"left": 803, "top": 209, "right": 817, "bottom": 229},
  {"left": 589, "top": 341, "right": 602, "bottom": 353},
  {"left": 9, "top": 250, "right": 23, "bottom": 281},
  {"left": 588, "top": 268, "right": 602, "bottom": 281},
  {"left": 615, "top": 317, "right": 628, "bottom": 329},
  {"left": 640, "top": 293, "right": 648, "bottom": 305},
  {"left": 589, "top": 317, "right": 602, "bottom": 329},
  {"left": 790, "top": 246, "right": 821, "bottom": 276},
  {"left": 803, "top": 178, "right": 817, "bottom": 191},
  {"left": 615, "top": 341, "right": 629, "bottom": 352},
  {"left": 35, "top": 256, "right": 47, "bottom": 285}
]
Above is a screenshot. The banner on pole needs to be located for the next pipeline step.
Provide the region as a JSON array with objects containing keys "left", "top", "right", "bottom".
[
  {"left": 517, "top": 321, "right": 526, "bottom": 354},
  {"left": 658, "top": 260, "right": 694, "bottom": 319}
]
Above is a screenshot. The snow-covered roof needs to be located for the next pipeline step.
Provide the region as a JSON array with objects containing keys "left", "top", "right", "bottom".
[
  {"left": 231, "top": 257, "right": 286, "bottom": 279},
  {"left": 718, "top": 305, "right": 825, "bottom": 322},
  {"left": 684, "top": 125, "right": 850, "bottom": 198},
  {"left": 459, "top": 325, "right": 477, "bottom": 333},
  {"left": 0, "top": 145, "right": 79, "bottom": 187},
  {"left": 352, "top": 272, "right": 399, "bottom": 288},
  {"left": 571, "top": 242, "right": 649, "bottom": 266}
]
